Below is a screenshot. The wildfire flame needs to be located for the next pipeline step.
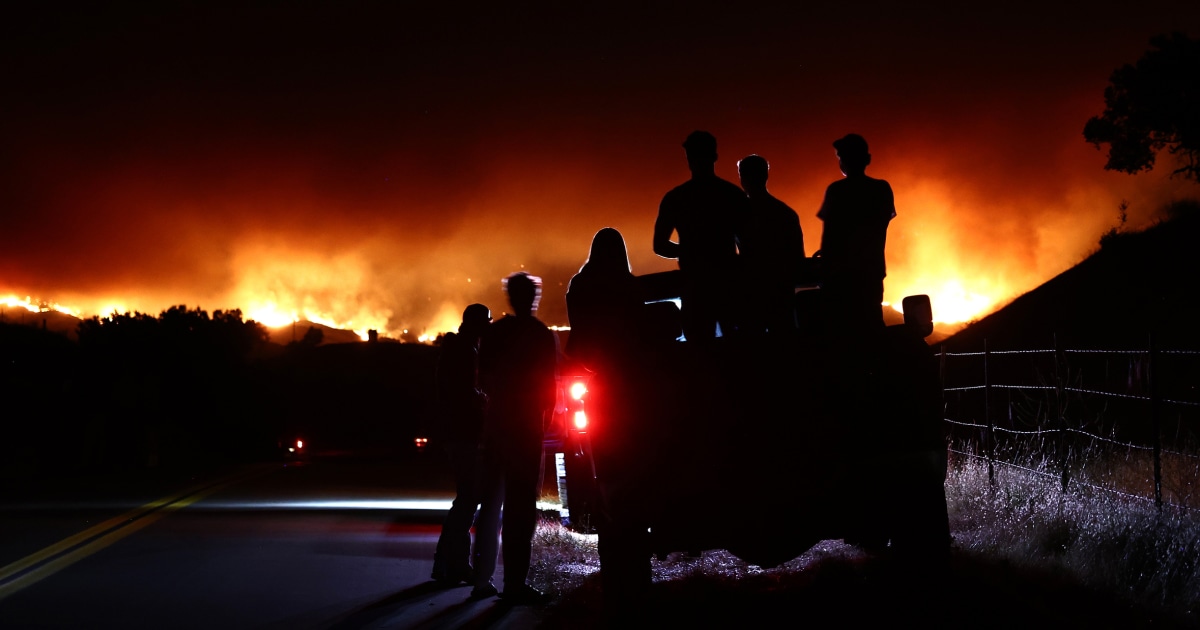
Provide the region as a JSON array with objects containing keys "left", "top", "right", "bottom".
[
  {"left": 6, "top": 268, "right": 1006, "bottom": 341},
  {"left": 888, "top": 279, "right": 998, "bottom": 325},
  {"left": 2, "top": 295, "right": 82, "bottom": 318}
]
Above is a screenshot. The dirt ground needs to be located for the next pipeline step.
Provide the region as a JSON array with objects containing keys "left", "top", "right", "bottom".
[{"left": 532, "top": 542, "right": 1198, "bottom": 630}]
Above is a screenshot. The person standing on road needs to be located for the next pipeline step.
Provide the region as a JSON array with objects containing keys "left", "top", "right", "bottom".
[
  {"left": 653, "top": 130, "right": 748, "bottom": 341},
  {"left": 431, "top": 303, "right": 492, "bottom": 586},
  {"left": 471, "top": 272, "right": 558, "bottom": 604}
]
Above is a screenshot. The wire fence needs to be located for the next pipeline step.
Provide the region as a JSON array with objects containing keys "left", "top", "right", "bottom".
[{"left": 939, "top": 335, "right": 1200, "bottom": 514}]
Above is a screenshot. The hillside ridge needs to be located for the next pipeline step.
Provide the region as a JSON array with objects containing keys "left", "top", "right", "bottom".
[{"left": 941, "top": 199, "right": 1200, "bottom": 351}]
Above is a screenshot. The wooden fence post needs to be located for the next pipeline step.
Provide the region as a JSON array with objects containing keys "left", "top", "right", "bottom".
[
  {"left": 985, "top": 338, "right": 995, "bottom": 486},
  {"left": 1149, "top": 334, "right": 1162, "bottom": 512},
  {"left": 940, "top": 343, "right": 948, "bottom": 456},
  {"left": 1055, "top": 334, "right": 1069, "bottom": 492}
]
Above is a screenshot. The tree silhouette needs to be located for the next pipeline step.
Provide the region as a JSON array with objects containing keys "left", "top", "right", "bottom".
[
  {"left": 1084, "top": 32, "right": 1200, "bottom": 181},
  {"left": 77, "top": 306, "right": 268, "bottom": 364},
  {"left": 73, "top": 306, "right": 271, "bottom": 469},
  {"left": 296, "top": 325, "right": 324, "bottom": 348}
]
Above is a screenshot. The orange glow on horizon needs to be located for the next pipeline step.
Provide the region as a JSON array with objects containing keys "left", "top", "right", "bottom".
[
  {"left": 5, "top": 269, "right": 1008, "bottom": 338},
  {"left": 6, "top": 167, "right": 1183, "bottom": 337}
]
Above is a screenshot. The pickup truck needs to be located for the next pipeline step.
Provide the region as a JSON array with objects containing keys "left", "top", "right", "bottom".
[{"left": 548, "top": 270, "right": 947, "bottom": 593}]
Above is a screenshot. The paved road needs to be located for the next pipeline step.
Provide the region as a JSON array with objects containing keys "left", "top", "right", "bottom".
[{"left": 0, "top": 452, "right": 550, "bottom": 630}]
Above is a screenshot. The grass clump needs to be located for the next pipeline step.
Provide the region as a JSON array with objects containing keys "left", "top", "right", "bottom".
[{"left": 528, "top": 516, "right": 600, "bottom": 599}]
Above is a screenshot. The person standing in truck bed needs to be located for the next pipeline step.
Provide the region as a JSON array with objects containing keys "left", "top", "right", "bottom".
[
  {"left": 736, "top": 153, "right": 805, "bottom": 338},
  {"left": 814, "top": 133, "right": 895, "bottom": 339},
  {"left": 653, "top": 130, "right": 748, "bottom": 341}
]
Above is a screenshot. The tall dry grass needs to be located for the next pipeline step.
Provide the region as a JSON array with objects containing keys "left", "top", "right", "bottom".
[{"left": 945, "top": 440, "right": 1200, "bottom": 616}]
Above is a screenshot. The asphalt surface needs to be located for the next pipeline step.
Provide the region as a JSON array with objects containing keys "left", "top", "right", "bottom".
[{"left": 0, "top": 452, "right": 552, "bottom": 629}]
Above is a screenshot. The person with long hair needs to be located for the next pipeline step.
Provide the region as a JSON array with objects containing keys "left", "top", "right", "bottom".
[
  {"left": 565, "top": 227, "right": 656, "bottom": 612},
  {"left": 565, "top": 227, "right": 643, "bottom": 374}
]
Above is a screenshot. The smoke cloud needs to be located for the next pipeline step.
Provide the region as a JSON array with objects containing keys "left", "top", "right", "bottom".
[{"left": 3, "top": 3, "right": 1198, "bottom": 335}]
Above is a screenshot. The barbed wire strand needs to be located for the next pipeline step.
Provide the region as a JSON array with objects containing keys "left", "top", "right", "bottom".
[
  {"left": 944, "top": 418, "right": 1200, "bottom": 460},
  {"left": 1065, "top": 427, "right": 1155, "bottom": 451},
  {"left": 944, "top": 418, "right": 988, "bottom": 429},
  {"left": 1061, "top": 387, "right": 1200, "bottom": 408},
  {"left": 943, "top": 347, "right": 1200, "bottom": 357},
  {"left": 949, "top": 447, "right": 1061, "bottom": 482},
  {"left": 1063, "top": 349, "right": 1148, "bottom": 355},
  {"left": 993, "top": 426, "right": 1062, "bottom": 436}
]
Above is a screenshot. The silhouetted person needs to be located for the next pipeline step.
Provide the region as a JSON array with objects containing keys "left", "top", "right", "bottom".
[
  {"left": 736, "top": 154, "right": 805, "bottom": 337},
  {"left": 814, "top": 135, "right": 898, "bottom": 550},
  {"left": 566, "top": 227, "right": 643, "bottom": 374},
  {"left": 431, "top": 303, "right": 492, "bottom": 586},
  {"left": 814, "top": 133, "right": 896, "bottom": 338},
  {"left": 653, "top": 130, "right": 747, "bottom": 340},
  {"left": 878, "top": 295, "right": 950, "bottom": 564},
  {"left": 565, "top": 227, "right": 654, "bottom": 612},
  {"left": 472, "top": 272, "right": 558, "bottom": 604},
  {"left": 844, "top": 294, "right": 948, "bottom": 564}
]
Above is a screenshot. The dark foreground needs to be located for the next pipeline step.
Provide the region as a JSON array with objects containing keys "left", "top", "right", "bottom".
[{"left": 533, "top": 542, "right": 1198, "bottom": 630}]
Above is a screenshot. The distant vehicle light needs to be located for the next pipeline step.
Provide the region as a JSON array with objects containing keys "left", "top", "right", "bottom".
[
  {"left": 296, "top": 439, "right": 304, "bottom": 450},
  {"left": 288, "top": 447, "right": 295, "bottom": 453},
  {"left": 570, "top": 381, "right": 587, "bottom": 400},
  {"left": 414, "top": 437, "right": 429, "bottom": 452},
  {"left": 573, "top": 410, "right": 588, "bottom": 430}
]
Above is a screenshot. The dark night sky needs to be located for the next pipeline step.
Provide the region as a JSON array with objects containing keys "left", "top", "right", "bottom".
[{"left": 3, "top": 2, "right": 1199, "bottom": 337}]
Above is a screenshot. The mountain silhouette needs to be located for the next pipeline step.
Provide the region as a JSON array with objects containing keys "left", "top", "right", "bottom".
[
  {"left": 0, "top": 309, "right": 377, "bottom": 347},
  {"left": 940, "top": 199, "right": 1200, "bottom": 351},
  {"left": 265, "top": 320, "right": 364, "bottom": 346},
  {"left": 0, "top": 308, "right": 82, "bottom": 340}
]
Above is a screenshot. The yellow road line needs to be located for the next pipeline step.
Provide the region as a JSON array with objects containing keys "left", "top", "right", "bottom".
[
  {"left": 0, "top": 495, "right": 179, "bottom": 584},
  {"left": 0, "top": 465, "right": 274, "bottom": 601}
]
